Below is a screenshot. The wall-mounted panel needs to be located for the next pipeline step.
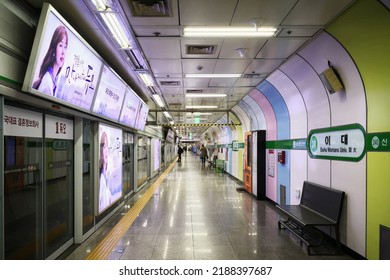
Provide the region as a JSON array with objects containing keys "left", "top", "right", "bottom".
[
  {"left": 246, "top": 89, "right": 278, "bottom": 202},
  {"left": 280, "top": 54, "right": 331, "bottom": 186},
  {"left": 238, "top": 99, "right": 259, "bottom": 131},
  {"left": 257, "top": 81, "right": 290, "bottom": 204},
  {"left": 298, "top": 32, "right": 366, "bottom": 127},
  {"left": 267, "top": 69, "right": 308, "bottom": 138},
  {"left": 231, "top": 106, "right": 251, "bottom": 133},
  {"left": 244, "top": 89, "right": 277, "bottom": 141},
  {"left": 290, "top": 150, "right": 308, "bottom": 205}
]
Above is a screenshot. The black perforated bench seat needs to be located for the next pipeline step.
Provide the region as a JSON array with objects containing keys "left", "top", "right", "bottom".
[{"left": 276, "top": 181, "right": 345, "bottom": 255}]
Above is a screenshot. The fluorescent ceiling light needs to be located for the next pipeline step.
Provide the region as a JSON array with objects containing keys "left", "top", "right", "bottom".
[
  {"left": 152, "top": 94, "right": 165, "bottom": 107},
  {"left": 163, "top": 111, "right": 172, "bottom": 119},
  {"left": 183, "top": 26, "right": 277, "bottom": 37},
  {"left": 186, "top": 93, "right": 226, "bottom": 98},
  {"left": 139, "top": 73, "right": 154, "bottom": 87},
  {"left": 186, "top": 112, "right": 213, "bottom": 115},
  {"left": 100, "top": 12, "right": 133, "bottom": 49},
  {"left": 90, "top": 0, "right": 108, "bottom": 11},
  {"left": 186, "top": 105, "right": 218, "bottom": 109},
  {"left": 184, "top": 74, "right": 241, "bottom": 78}
]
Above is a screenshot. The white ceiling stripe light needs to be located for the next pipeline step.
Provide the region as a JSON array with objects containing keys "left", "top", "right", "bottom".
[
  {"left": 183, "top": 26, "right": 277, "bottom": 37},
  {"left": 186, "top": 105, "right": 218, "bottom": 109},
  {"left": 139, "top": 73, "right": 154, "bottom": 86},
  {"left": 184, "top": 74, "right": 241, "bottom": 78},
  {"left": 101, "top": 13, "right": 132, "bottom": 49},
  {"left": 152, "top": 94, "right": 165, "bottom": 107},
  {"left": 163, "top": 111, "right": 172, "bottom": 119},
  {"left": 186, "top": 112, "right": 213, "bottom": 115},
  {"left": 185, "top": 93, "right": 226, "bottom": 98},
  {"left": 90, "top": 0, "right": 133, "bottom": 49}
]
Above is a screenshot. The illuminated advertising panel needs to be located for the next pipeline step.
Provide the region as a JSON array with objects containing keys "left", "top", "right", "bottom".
[
  {"left": 92, "top": 65, "right": 126, "bottom": 121},
  {"left": 119, "top": 87, "right": 141, "bottom": 128},
  {"left": 166, "top": 129, "right": 174, "bottom": 143},
  {"left": 98, "top": 123, "right": 123, "bottom": 213},
  {"left": 134, "top": 100, "right": 149, "bottom": 131},
  {"left": 22, "top": 3, "right": 102, "bottom": 111}
]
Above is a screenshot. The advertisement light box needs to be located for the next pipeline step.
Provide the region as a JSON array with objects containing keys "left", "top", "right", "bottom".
[
  {"left": 98, "top": 123, "right": 123, "bottom": 214},
  {"left": 134, "top": 100, "right": 149, "bottom": 131},
  {"left": 119, "top": 87, "right": 141, "bottom": 129},
  {"left": 92, "top": 65, "right": 126, "bottom": 121},
  {"left": 22, "top": 3, "right": 102, "bottom": 111}
]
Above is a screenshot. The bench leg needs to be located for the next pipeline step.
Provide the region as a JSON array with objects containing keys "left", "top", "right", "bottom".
[{"left": 335, "top": 225, "right": 341, "bottom": 254}]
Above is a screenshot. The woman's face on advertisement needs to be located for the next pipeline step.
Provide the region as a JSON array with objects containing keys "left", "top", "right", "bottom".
[
  {"left": 102, "top": 140, "right": 108, "bottom": 163},
  {"left": 55, "top": 37, "right": 67, "bottom": 67}
]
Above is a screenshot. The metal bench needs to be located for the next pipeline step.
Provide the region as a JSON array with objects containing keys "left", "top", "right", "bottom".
[{"left": 276, "top": 181, "right": 345, "bottom": 255}]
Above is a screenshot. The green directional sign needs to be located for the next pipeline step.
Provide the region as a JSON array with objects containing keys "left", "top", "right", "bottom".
[
  {"left": 366, "top": 132, "right": 390, "bottom": 152},
  {"left": 232, "top": 140, "right": 239, "bottom": 151}
]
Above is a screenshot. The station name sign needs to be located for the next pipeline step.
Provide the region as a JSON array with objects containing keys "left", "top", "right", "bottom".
[{"left": 308, "top": 123, "right": 366, "bottom": 162}]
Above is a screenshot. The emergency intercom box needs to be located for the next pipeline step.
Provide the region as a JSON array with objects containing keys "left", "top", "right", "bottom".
[{"left": 278, "top": 150, "right": 286, "bottom": 164}]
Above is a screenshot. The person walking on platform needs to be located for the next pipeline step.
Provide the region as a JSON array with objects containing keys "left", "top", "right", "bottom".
[
  {"left": 177, "top": 144, "right": 183, "bottom": 162},
  {"left": 200, "top": 144, "right": 208, "bottom": 164}
]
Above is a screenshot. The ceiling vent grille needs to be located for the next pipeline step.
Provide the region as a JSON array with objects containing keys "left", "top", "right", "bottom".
[
  {"left": 160, "top": 80, "right": 181, "bottom": 86},
  {"left": 128, "top": 0, "right": 171, "bottom": 17},
  {"left": 186, "top": 45, "right": 216, "bottom": 55},
  {"left": 169, "top": 102, "right": 182, "bottom": 106},
  {"left": 242, "top": 73, "right": 260, "bottom": 78},
  {"left": 186, "top": 89, "right": 203, "bottom": 93}
]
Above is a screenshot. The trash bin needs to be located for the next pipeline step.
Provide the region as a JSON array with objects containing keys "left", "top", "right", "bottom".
[{"left": 216, "top": 159, "right": 225, "bottom": 173}]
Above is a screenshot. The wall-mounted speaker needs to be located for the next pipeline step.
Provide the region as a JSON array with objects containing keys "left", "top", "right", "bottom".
[{"left": 320, "top": 67, "right": 344, "bottom": 94}]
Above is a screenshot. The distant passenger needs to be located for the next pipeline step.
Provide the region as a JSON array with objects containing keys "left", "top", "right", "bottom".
[
  {"left": 200, "top": 144, "right": 208, "bottom": 164},
  {"left": 177, "top": 144, "right": 183, "bottom": 162}
]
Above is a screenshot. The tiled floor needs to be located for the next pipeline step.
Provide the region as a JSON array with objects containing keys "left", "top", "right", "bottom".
[{"left": 61, "top": 152, "right": 356, "bottom": 260}]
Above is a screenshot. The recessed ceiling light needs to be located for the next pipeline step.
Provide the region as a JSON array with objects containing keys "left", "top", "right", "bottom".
[
  {"left": 183, "top": 26, "right": 277, "bottom": 37},
  {"left": 185, "top": 93, "right": 226, "bottom": 98},
  {"left": 186, "top": 105, "right": 218, "bottom": 109},
  {"left": 184, "top": 74, "right": 241, "bottom": 78}
]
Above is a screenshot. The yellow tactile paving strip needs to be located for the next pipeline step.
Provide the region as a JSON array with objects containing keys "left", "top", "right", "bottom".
[{"left": 86, "top": 159, "right": 177, "bottom": 260}]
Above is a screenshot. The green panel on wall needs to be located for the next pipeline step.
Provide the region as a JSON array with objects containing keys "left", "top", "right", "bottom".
[{"left": 326, "top": 0, "right": 390, "bottom": 260}]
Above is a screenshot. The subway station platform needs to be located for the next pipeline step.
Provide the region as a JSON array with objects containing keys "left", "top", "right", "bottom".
[{"left": 60, "top": 152, "right": 355, "bottom": 260}]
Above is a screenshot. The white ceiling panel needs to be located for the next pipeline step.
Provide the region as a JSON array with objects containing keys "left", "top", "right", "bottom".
[
  {"left": 234, "top": 77, "right": 264, "bottom": 87},
  {"left": 181, "top": 59, "right": 217, "bottom": 74},
  {"left": 232, "top": 0, "right": 297, "bottom": 26},
  {"left": 282, "top": 0, "right": 355, "bottom": 25},
  {"left": 209, "top": 78, "right": 238, "bottom": 87},
  {"left": 219, "top": 38, "right": 268, "bottom": 59},
  {"left": 278, "top": 26, "right": 322, "bottom": 37},
  {"left": 179, "top": 0, "right": 238, "bottom": 25},
  {"left": 149, "top": 59, "right": 182, "bottom": 74},
  {"left": 245, "top": 59, "right": 285, "bottom": 74},
  {"left": 159, "top": 87, "right": 184, "bottom": 96},
  {"left": 256, "top": 38, "right": 309, "bottom": 59},
  {"left": 214, "top": 59, "right": 252, "bottom": 74},
  {"left": 138, "top": 38, "right": 181, "bottom": 58},
  {"left": 133, "top": 26, "right": 181, "bottom": 37},
  {"left": 183, "top": 78, "right": 211, "bottom": 88}
]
